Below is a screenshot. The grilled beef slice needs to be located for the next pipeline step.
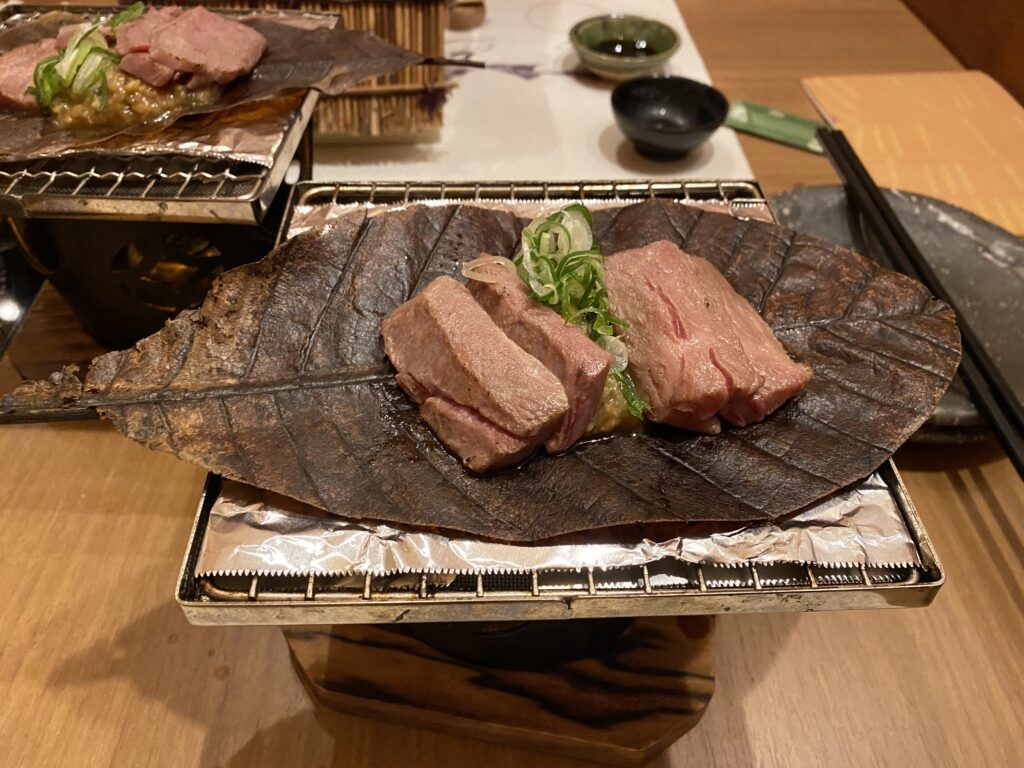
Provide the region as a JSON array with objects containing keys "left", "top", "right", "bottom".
[
  {"left": 114, "top": 6, "right": 182, "bottom": 55},
  {"left": 0, "top": 39, "right": 58, "bottom": 111},
  {"left": 709, "top": 262, "right": 814, "bottom": 425},
  {"left": 119, "top": 52, "right": 176, "bottom": 87},
  {"left": 468, "top": 262, "right": 611, "bottom": 452},
  {"left": 606, "top": 240, "right": 763, "bottom": 433},
  {"left": 150, "top": 7, "right": 267, "bottom": 86},
  {"left": 382, "top": 276, "right": 569, "bottom": 472}
]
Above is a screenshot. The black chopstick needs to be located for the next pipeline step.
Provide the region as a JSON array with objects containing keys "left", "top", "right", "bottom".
[{"left": 817, "top": 127, "right": 1024, "bottom": 478}]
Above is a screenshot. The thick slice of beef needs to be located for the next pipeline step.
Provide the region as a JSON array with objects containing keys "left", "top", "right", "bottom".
[
  {"left": 605, "top": 240, "right": 763, "bottom": 433},
  {"left": 115, "top": 6, "right": 182, "bottom": 55},
  {"left": 150, "top": 7, "right": 267, "bottom": 86},
  {"left": 119, "top": 52, "right": 175, "bottom": 87},
  {"left": 0, "top": 39, "right": 58, "bottom": 111},
  {"left": 713, "top": 277, "right": 813, "bottom": 426},
  {"left": 468, "top": 262, "right": 611, "bottom": 452},
  {"left": 419, "top": 398, "right": 538, "bottom": 473},
  {"left": 382, "top": 276, "right": 569, "bottom": 472}
]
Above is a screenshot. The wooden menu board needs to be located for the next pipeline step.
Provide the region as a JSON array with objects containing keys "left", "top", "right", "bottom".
[{"left": 803, "top": 71, "right": 1024, "bottom": 235}]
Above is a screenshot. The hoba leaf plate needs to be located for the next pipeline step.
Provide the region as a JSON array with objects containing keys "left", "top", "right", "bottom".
[{"left": 1, "top": 200, "right": 961, "bottom": 541}]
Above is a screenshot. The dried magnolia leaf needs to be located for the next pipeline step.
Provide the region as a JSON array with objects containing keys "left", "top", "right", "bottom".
[
  {"left": 0, "top": 11, "right": 423, "bottom": 159},
  {"left": 1, "top": 200, "right": 961, "bottom": 541}
]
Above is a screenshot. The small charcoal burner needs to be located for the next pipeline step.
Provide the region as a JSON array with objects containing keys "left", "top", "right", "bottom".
[{"left": 1, "top": 91, "right": 315, "bottom": 349}]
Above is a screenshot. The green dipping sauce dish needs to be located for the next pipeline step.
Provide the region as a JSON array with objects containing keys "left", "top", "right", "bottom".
[{"left": 570, "top": 14, "right": 681, "bottom": 81}]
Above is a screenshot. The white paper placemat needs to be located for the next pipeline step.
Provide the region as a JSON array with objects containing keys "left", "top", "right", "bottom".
[{"left": 313, "top": 0, "right": 752, "bottom": 182}]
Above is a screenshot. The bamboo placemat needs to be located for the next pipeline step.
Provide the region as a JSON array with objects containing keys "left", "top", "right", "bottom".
[{"left": 803, "top": 71, "right": 1024, "bottom": 235}]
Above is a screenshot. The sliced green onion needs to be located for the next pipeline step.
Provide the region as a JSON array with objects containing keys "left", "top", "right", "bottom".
[
  {"left": 109, "top": 1, "right": 146, "bottom": 30},
  {"left": 30, "top": 13, "right": 120, "bottom": 112},
  {"left": 597, "top": 335, "right": 629, "bottom": 374},
  {"left": 611, "top": 370, "right": 647, "bottom": 419},
  {"left": 28, "top": 54, "right": 61, "bottom": 107},
  {"left": 557, "top": 205, "right": 593, "bottom": 252},
  {"left": 97, "top": 74, "right": 110, "bottom": 110},
  {"left": 70, "top": 48, "right": 116, "bottom": 98},
  {"left": 55, "top": 23, "right": 103, "bottom": 83},
  {"left": 514, "top": 204, "right": 649, "bottom": 418}
]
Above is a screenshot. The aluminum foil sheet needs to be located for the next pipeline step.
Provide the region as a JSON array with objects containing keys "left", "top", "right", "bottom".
[
  {"left": 195, "top": 472, "right": 920, "bottom": 577},
  {"left": 43, "top": 93, "right": 309, "bottom": 167}
]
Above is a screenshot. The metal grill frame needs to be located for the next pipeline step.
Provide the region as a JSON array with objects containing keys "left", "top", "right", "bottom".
[
  {"left": 279, "top": 179, "right": 771, "bottom": 241},
  {"left": 0, "top": 6, "right": 317, "bottom": 224},
  {"left": 176, "top": 179, "right": 944, "bottom": 626}
]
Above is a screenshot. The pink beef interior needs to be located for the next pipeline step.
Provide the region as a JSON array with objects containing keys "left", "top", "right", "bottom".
[
  {"left": 606, "top": 240, "right": 809, "bottom": 431},
  {"left": 420, "top": 397, "right": 538, "bottom": 474},
  {"left": 114, "top": 6, "right": 182, "bottom": 55},
  {"left": 118, "top": 52, "right": 176, "bottom": 88},
  {"left": 149, "top": 7, "right": 267, "bottom": 85},
  {"left": 381, "top": 276, "right": 569, "bottom": 472},
  {"left": 468, "top": 261, "right": 611, "bottom": 453},
  {"left": 606, "top": 241, "right": 761, "bottom": 433},
  {"left": 713, "top": 282, "right": 814, "bottom": 426},
  {"left": 0, "top": 39, "right": 59, "bottom": 111}
]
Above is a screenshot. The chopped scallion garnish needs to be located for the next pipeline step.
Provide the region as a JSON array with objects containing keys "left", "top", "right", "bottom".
[
  {"left": 28, "top": 12, "right": 122, "bottom": 111},
  {"left": 109, "top": 2, "right": 146, "bottom": 31},
  {"left": 514, "top": 204, "right": 648, "bottom": 418}
]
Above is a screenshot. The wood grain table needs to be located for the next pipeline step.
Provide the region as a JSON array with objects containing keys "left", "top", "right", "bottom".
[{"left": 2, "top": 2, "right": 1022, "bottom": 766}]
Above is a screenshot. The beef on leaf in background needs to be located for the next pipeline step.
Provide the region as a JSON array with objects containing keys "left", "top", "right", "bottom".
[{"left": 0, "top": 9, "right": 424, "bottom": 158}]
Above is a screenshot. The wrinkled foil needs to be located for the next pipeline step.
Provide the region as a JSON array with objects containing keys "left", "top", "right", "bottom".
[
  {"left": 28, "top": 93, "right": 308, "bottom": 167},
  {"left": 195, "top": 472, "right": 919, "bottom": 577}
]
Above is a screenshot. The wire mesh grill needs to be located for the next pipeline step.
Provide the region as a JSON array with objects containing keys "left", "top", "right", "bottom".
[
  {"left": 291, "top": 178, "right": 764, "bottom": 215},
  {"left": 178, "top": 461, "right": 940, "bottom": 625},
  {"left": 0, "top": 156, "right": 267, "bottom": 202},
  {"left": 176, "top": 180, "right": 944, "bottom": 626},
  {"left": 195, "top": 559, "right": 920, "bottom": 602}
]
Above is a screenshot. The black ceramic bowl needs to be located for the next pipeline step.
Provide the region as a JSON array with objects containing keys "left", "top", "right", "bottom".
[{"left": 611, "top": 75, "right": 728, "bottom": 159}]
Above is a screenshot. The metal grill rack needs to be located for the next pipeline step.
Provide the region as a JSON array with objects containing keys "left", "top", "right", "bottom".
[
  {"left": 177, "top": 178, "right": 944, "bottom": 626},
  {"left": 282, "top": 179, "right": 769, "bottom": 238},
  {"left": 0, "top": 7, "right": 316, "bottom": 224},
  {"left": 0, "top": 155, "right": 286, "bottom": 223},
  {"left": 177, "top": 461, "right": 941, "bottom": 627}
]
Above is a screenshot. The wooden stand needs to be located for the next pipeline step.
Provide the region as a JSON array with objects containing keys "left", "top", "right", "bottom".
[{"left": 284, "top": 617, "right": 715, "bottom": 766}]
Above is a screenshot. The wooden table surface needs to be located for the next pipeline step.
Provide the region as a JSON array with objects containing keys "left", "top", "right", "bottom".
[{"left": 3, "top": 2, "right": 1023, "bottom": 766}]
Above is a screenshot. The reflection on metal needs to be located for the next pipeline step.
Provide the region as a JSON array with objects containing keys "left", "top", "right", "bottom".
[
  {"left": 0, "top": 220, "right": 41, "bottom": 358},
  {"left": 0, "top": 298, "right": 20, "bottom": 322}
]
